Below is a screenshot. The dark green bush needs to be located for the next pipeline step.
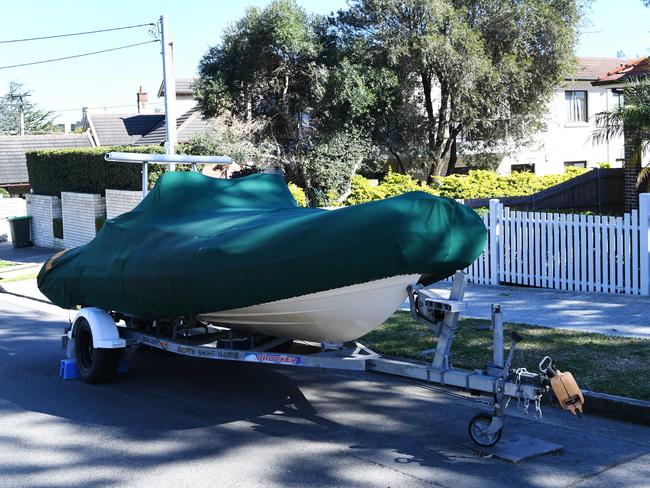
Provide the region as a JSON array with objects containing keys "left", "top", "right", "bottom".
[
  {"left": 26, "top": 146, "right": 165, "bottom": 196},
  {"left": 52, "top": 218, "right": 63, "bottom": 239}
]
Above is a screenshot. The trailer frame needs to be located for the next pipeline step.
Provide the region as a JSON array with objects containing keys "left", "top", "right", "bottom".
[{"left": 63, "top": 272, "right": 552, "bottom": 447}]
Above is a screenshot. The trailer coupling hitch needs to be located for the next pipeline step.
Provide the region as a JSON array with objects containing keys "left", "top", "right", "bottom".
[{"left": 539, "top": 356, "right": 585, "bottom": 416}]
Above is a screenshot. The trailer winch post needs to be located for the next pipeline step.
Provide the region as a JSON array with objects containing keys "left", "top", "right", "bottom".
[
  {"left": 431, "top": 272, "right": 468, "bottom": 370},
  {"left": 491, "top": 304, "right": 504, "bottom": 369}
]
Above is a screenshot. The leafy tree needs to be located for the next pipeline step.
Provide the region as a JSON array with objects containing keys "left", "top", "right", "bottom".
[
  {"left": 337, "top": 0, "right": 583, "bottom": 179},
  {"left": 195, "top": 0, "right": 319, "bottom": 145},
  {"left": 0, "top": 81, "right": 57, "bottom": 135},
  {"left": 294, "top": 130, "right": 377, "bottom": 206}
]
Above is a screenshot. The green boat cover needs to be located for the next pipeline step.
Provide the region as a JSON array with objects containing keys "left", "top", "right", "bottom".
[{"left": 38, "top": 172, "right": 486, "bottom": 319}]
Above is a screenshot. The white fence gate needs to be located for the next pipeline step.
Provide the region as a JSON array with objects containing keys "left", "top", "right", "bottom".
[{"left": 463, "top": 193, "right": 650, "bottom": 296}]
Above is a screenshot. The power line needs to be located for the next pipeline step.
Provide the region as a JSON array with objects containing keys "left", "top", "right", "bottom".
[
  {"left": 0, "top": 40, "right": 159, "bottom": 70},
  {"left": 0, "top": 23, "right": 156, "bottom": 44},
  {"left": 52, "top": 101, "right": 166, "bottom": 113}
]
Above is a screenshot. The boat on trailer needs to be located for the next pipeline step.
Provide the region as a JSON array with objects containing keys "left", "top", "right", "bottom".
[{"left": 44, "top": 153, "right": 584, "bottom": 448}]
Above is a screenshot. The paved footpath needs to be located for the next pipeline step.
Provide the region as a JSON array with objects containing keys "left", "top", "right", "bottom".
[
  {"left": 417, "top": 281, "right": 650, "bottom": 339},
  {"left": 1, "top": 292, "right": 650, "bottom": 488}
]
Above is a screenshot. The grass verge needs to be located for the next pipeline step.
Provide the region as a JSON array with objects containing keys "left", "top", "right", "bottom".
[
  {"left": 362, "top": 312, "right": 650, "bottom": 401},
  {"left": 0, "top": 260, "right": 16, "bottom": 269},
  {"left": 0, "top": 271, "right": 38, "bottom": 283}
]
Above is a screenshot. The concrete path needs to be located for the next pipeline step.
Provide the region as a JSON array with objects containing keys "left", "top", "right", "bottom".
[
  {"left": 416, "top": 281, "right": 650, "bottom": 339},
  {"left": 0, "top": 241, "right": 55, "bottom": 264},
  {"left": 1, "top": 292, "right": 650, "bottom": 487}
]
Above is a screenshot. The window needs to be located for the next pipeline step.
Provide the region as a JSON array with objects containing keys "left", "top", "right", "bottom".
[
  {"left": 564, "top": 160, "right": 587, "bottom": 168},
  {"left": 565, "top": 90, "right": 588, "bottom": 123},
  {"left": 612, "top": 89, "right": 624, "bottom": 108},
  {"left": 511, "top": 164, "right": 535, "bottom": 173}
]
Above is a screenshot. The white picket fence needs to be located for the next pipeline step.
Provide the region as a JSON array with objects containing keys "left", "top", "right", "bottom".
[{"left": 463, "top": 193, "right": 650, "bottom": 296}]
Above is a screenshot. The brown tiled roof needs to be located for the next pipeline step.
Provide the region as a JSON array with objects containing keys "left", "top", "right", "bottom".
[
  {"left": 0, "top": 133, "right": 92, "bottom": 185},
  {"left": 134, "top": 108, "right": 215, "bottom": 146},
  {"left": 85, "top": 113, "right": 164, "bottom": 146},
  {"left": 568, "top": 57, "right": 632, "bottom": 81},
  {"left": 593, "top": 57, "right": 649, "bottom": 86}
]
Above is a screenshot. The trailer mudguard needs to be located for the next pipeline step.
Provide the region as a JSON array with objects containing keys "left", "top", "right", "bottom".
[{"left": 71, "top": 308, "right": 126, "bottom": 349}]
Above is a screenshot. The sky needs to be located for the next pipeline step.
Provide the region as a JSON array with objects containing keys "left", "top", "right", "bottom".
[{"left": 0, "top": 0, "right": 648, "bottom": 126}]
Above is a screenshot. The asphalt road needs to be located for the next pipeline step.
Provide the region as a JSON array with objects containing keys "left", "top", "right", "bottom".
[{"left": 1, "top": 293, "right": 649, "bottom": 488}]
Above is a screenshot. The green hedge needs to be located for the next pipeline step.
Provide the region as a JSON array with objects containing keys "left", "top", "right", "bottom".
[
  {"left": 345, "top": 168, "right": 588, "bottom": 205},
  {"left": 26, "top": 146, "right": 164, "bottom": 196}
]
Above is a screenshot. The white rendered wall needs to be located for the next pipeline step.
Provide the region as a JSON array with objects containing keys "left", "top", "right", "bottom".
[
  {"left": 26, "top": 194, "right": 62, "bottom": 248},
  {"left": 498, "top": 82, "right": 625, "bottom": 175},
  {"left": 105, "top": 190, "right": 142, "bottom": 220},
  {"left": 61, "top": 192, "right": 105, "bottom": 248}
]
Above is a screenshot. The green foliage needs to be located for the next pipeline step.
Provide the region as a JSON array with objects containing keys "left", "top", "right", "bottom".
[
  {"left": 0, "top": 81, "right": 57, "bottom": 135},
  {"left": 296, "top": 130, "right": 377, "bottom": 206},
  {"left": 52, "top": 218, "right": 63, "bottom": 239},
  {"left": 594, "top": 78, "right": 650, "bottom": 187},
  {"left": 347, "top": 168, "right": 587, "bottom": 204},
  {"left": 598, "top": 162, "right": 611, "bottom": 169},
  {"left": 179, "top": 117, "right": 281, "bottom": 167},
  {"left": 338, "top": 0, "right": 582, "bottom": 178},
  {"left": 26, "top": 146, "right": 164, "bottom": 196},
  {"left": 196, "top": 0, "right": 318, "bottom": 143},
  {"left": 287, "top": 182, "right": 307, "bottom": 207},
  {"left": 0, "top": 188, "right": 9, "bottom": 198}
]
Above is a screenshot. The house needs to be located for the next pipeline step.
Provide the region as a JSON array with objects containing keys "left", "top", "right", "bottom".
[
  {"left": 496, "top": 57, "right": 633, "bottom": 175},
  {"left": 590, "top": 57, "right": 649, "bottom": 211},
  {"left": 0, "top": 133, "right": 93, "bottom": 193},
  {"left": 83, "top": 78, "right": 213, "bottom": 147},
  {"left": 157, "top": 77, "right": 198, "bottom": 115}
]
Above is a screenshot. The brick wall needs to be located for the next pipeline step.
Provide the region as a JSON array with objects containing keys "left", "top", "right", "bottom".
[
  {"left": 61, "top": 192, "right": 105, "bottom": 248},
  {"left": 26, "top": 194, "right": 62, "bottom": 248},
  {"left": 105, "top": 189, "right": 142, "bottom": 219}
]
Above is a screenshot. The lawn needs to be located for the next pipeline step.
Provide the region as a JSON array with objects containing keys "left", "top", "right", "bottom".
[
  {"left": 0, "top": 260, "right": 16, "bottom": 269},
  {"left": 362, "top": 312, "right": 650, "bottom": 401},
  {"left": 0, "top": 271, "right": 38, "bottom": 282}
]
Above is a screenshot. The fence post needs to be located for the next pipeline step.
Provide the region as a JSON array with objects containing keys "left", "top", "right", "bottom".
[
  {"left": 489, "top": 199, "right": 500, "bottom": 286},
  {"left": 640, "top": 193, "right": 650, "bottom": 295}
]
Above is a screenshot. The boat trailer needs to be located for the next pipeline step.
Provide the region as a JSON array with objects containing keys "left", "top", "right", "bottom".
[{"left": 61, "top": 272, "right": 584, "bottom": 447}]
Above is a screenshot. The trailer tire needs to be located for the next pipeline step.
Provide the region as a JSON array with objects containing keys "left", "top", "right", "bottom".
[
  {"left": 468, "top": 413, "right": 502, "bottom": 447},
  {"left": 74, "top": 318, "right": 121, "bottom": 384}
]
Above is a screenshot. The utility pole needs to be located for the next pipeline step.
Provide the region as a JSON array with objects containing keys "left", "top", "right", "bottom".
[
  {"left": 10, "top": 94, "right": 28, "bottom": 136},
  {"left": 159, "top": 15, "right": 177, "bottom": 170}
]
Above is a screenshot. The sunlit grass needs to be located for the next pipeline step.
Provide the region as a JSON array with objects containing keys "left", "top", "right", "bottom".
[
  {"left": 362, "top": 312, "right": 650, "bottom": 401},
  {"left": 0, "top": 272, "right": 38, "bottom": 283}
]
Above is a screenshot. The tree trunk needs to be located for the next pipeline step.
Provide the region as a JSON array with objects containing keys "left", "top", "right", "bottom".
[
  {"left": 624, "top": 134, "right": 641, "bottom": 212},
  {"left": 446, "top": 136, "right": 458, "bottom": 176}
]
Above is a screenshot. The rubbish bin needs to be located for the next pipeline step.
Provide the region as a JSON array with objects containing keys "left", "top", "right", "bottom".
[{"left": 8, "top": 216, "right": 32, "bottom": 249}]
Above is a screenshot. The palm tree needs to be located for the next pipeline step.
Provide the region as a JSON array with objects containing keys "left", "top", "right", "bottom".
[{"left": 593, "top": 78, "right": 650, "bottom": 211}]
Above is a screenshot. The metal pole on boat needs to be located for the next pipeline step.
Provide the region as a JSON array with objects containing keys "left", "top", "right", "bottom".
[{"left": 159, "top": 15, "right": 177, "bottom": 170}]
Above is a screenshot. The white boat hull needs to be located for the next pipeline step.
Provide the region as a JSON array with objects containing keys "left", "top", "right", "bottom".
[{"left": 199, "top": 274, "right": 420, "bottom": 343}]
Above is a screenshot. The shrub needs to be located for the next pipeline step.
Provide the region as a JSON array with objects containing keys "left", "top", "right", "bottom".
[
  {"left": 288, "top": 182, "right": 307, "bottom": 207},
  {"left": 347, "top": 167, "right": 588, "bottom": 204},
  {"left": 0, "top": 188, "right": 9, "bottom": 198},
  {"left": 26, "top": 146, "right": 164, "bottom": 196}
]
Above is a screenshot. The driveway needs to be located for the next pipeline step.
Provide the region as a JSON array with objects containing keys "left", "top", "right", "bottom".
[{"left": 1, "top": 293, "right": 649, "bottom": 487}]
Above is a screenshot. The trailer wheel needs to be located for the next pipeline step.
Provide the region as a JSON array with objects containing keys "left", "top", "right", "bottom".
[
  {"left": 74, "top": 318, "right": 121, "bottom": 384},
  {"left": 468, "top": 413, "right": 502, "bottom": 447}
]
